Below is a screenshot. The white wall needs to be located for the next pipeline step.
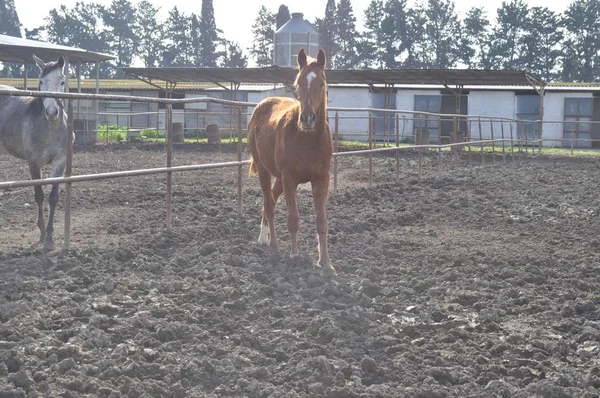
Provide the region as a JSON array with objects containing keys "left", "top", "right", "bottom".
[
  {"left": 327, "top": 87, "right": 370, "bottom": 141},
  {"left": 468, "top": 91, "right": 515, "bottom": 142},
  {"left": 246, "top": 87, "right": 289, "bottom": 126},
  {"left": 542, "top": 92, "right": 593, "bottom": 147},
  {"left": 396, "top": 89, "right": 440, "bottom": 142}
]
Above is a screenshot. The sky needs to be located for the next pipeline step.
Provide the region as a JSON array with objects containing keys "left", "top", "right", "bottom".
[{"left": 14, "top": 0, "right": 569, "bottom": 65}]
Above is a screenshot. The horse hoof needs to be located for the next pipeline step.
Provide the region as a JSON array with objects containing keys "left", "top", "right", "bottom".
[
  {"left": 318, "top": 259, "right": 335, "bottom": 271},
  {"left": 42, "top": 240, "right": 55, "bottom": 251}
]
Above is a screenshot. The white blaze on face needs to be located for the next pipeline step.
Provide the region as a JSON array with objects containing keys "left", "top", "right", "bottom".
[{"left": 306, "top": 72, "right": 317, "bottom": 89}]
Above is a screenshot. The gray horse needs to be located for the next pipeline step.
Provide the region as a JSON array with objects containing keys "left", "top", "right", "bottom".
[{"left": 0, "top": 54, "right": 73, "bottom": 251}]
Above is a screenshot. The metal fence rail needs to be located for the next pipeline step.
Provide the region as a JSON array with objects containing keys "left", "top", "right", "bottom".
[{"left": 0, "top": 88, "right": 562, "bottom": 251}]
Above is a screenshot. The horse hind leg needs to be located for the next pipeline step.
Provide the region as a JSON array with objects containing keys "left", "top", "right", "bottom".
[
  {"left": 43, "top": 157, "right": 66, "bottom": 251},
  {"left": 282, "top": 171, "right": 300, "bottom": 257},
  {"left": 28, "top": 163, "right": 46, "bottom": 244}
]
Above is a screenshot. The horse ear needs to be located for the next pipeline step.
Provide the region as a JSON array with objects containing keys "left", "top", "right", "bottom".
[
  {"left": 317, "top": 48, "right": 326, "bottom": 69},
  {"left": 57, "top": 55, "right": 65, "bottom": 69},
  {"left": 297, "top": 48, "right": 307, "bottom": 69},
  {"left": 33, "top": 54, "right": 45, "bottom": 71}
]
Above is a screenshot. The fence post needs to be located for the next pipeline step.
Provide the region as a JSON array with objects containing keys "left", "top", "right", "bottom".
[
  {"left": 467, "top": 119, "right": 472, "bottom": 165},
  {"left": 418, "top": 115, "right": 423, "bottom": 180},
  {"left": 509, "top": 122, "right": 515, "bottom": 161},
  {"left": 500, "top": 121, "right": 506, "bottom": 162},
  {"left": 64, "top": 100, "right": 74, "bottom": 251},
  {"left": 334, "top": 111, "right": 339, "bottom": 195},
  {"left": 368, "top": 112, "right": 373, "bottom": 189},
  {"left": 490, "top": 119, "right": 496, "bottom": 163},
  {"left": 237, "top": 107, "right": 243, "bottom": 217},
  {"left": 438, "top": 115, "right": 442, "bottom": 171},
  {"left": 395, "top": 113, "right": 400, "bottom": 182},
  {"left": 478, "top": 117, "right": 484, "bottom": 165},
  {"left": 166, "top": 104, "right": 173, "bottom": 231}
]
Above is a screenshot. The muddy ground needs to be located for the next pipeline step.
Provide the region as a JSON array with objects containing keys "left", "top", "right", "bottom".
[{"left": 1, "top": 143, "right": 600, "bottom": 397}]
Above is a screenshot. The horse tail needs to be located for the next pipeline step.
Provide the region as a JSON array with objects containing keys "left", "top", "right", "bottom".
[{"left": 248, "top": 155, "right": 259, "bottom": 176}]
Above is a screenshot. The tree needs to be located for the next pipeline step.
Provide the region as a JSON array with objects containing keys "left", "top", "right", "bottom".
[
  {"left": 161, "top": 6, "right": 191, "bottom": 67},
  {"left": 220, "top": 41, "right": 248, "bottom": 67},
  {"left": 421, "top": 0, "right": 461, "bottom": 69},
  {"left": 521, "top": 7, "right": 563, "bottom": 81},
  {"left": 100, "top": 0, "right": 138, "bottom": 76},
  {"left": 199, "top": 0, "right": 220, "bottom": 67},
  {"left": 334, "top": 0, "right": 359, "bottom": 69},
  {"left": 561, "top": 0, "right": 600, "bottom": 81},
  {"left": 134, "top": 0, "right": 164, "bottom": 68},
  {"left": 276, "top": 4, "right": 290, "bottom": 29},
  {"left": 460, "top": 7, "right": 492, "bottom": 69},
  {"left": 404, "top": 4, "right": 427, "bottom": 68},
  {"left": 0, "top": 0, "right": 21, "bottom": 37},
  {"left": 360, "top": 0, "right": 385, "bottom": 68},
  {"left": 381, "top": 0, "right": 408, "bottom": 68},
  {"left": 44, "top": 2, "right": 111, "bottom": 77},
  {"left": 249, "top": 6, "right": 275, "bottom": 67},
  {"left": 488, "top": 0, "right": 529, "bottom": 70},
  {"left": 190, "top": 14, "right": 202, "bottom": 66},
  {"left": 0, "top": 0, "right": 23, "bottom": 77},
  {"left": 315, "top": 0, "right": 338, "bottom": 63}
]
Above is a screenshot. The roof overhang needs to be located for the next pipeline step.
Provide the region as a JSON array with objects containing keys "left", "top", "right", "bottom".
[
  {"left": 0, "top": 34, "right": 115, "bottom": 64},
  {"left": 122, "top": 66, "right": 546, "bottom": 88}
]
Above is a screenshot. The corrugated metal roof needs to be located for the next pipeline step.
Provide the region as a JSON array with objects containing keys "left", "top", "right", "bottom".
[
  {"left": 0, "top": 34, "right": 115, "bottom": 63},
  {"left": 0, "top": 78, "right": 218, "bottom": 91},
  {"left": 123, "top": 66, "right": 545, "bottom": 87},
  {"left": 331, "top": 83, "right": 600, "bottom": 91},
  {"left": 275, "top": 13, "right": 318, "bottom": 34},
  {"left": 0, "top": 79, "right": 281, "bottom": 92}
]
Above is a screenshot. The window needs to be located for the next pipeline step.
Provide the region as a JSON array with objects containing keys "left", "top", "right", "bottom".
[
  {"left": 414, "top": 95, "right": 441, "bottom": 143},
  {"left": 516, "top": 94, "right": 541, "bottom": 143},
  {"left": 158, "top": 91, "right": 184, "bottom": 110},
  {"left": 371, "top": 91, "right": 396, "bottom": 142},
  {"left": 564, "top": 98, "right": 593, "bottom": 148}
]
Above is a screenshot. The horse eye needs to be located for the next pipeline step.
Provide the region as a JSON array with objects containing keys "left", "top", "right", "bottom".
[{"left": 61, "top": 81, "right": 65, "bottom": 86}]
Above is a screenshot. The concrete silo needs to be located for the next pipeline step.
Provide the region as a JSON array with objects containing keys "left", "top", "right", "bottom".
[{"left": 273, "top": 12, "right": 319, "bottom": 67}]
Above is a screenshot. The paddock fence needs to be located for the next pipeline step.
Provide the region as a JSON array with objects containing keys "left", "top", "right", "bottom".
[{"left": 0, "top": 88, "right": 585, "bottom": 251}]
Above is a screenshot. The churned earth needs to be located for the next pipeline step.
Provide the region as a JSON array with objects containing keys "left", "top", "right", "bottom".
[{"left": 0, "top": 143, "right": 599, "bottom": 397}]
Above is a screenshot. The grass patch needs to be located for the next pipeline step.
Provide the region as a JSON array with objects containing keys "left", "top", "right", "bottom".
[{"left": 98, "top": 124, "right": 127, "bottom": 142}]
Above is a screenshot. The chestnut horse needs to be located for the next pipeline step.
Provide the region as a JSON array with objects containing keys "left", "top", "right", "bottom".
[{"left": 247, "top": 48, "right": 333, "bottom": 270}]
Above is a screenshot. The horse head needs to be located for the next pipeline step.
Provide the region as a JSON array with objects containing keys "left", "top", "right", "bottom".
[
  {"left": 294, "top": 48, "right": 327, "bottom": 131},
  {"left": 33, "top": 54, "right": 66, "bottom": 122}
]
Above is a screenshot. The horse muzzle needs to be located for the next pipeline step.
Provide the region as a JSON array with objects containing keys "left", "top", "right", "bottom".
[
  {"left": 45, "top": 108, "right": 60, "bottom": 121},
  {"left": 300, "top": 112, "right": 316, "bottom": 130}
]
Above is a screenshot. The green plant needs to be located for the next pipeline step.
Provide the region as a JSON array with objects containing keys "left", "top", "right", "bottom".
[
  {"left": 98, "top": 124, "right": 127, "bottom": 142},
  {"left": 140, "top": 128, "right": 166, "bottom": 139}
]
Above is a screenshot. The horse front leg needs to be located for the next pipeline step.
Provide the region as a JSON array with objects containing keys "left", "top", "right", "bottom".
[
  {"left": 282, "top": 172, "right": 300, "bottom": 257},
  {"left": 258, "top": 169, "right": 278, "bottom": 249},
  {"left": 311, "top": 175, "right": 333, "bottom": 270},
  {"left": 44, "top": 157, "right": 66, "bottom": 251},
  {"left": 28, "top": 163, "right": 46, "bottom": 244}
]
